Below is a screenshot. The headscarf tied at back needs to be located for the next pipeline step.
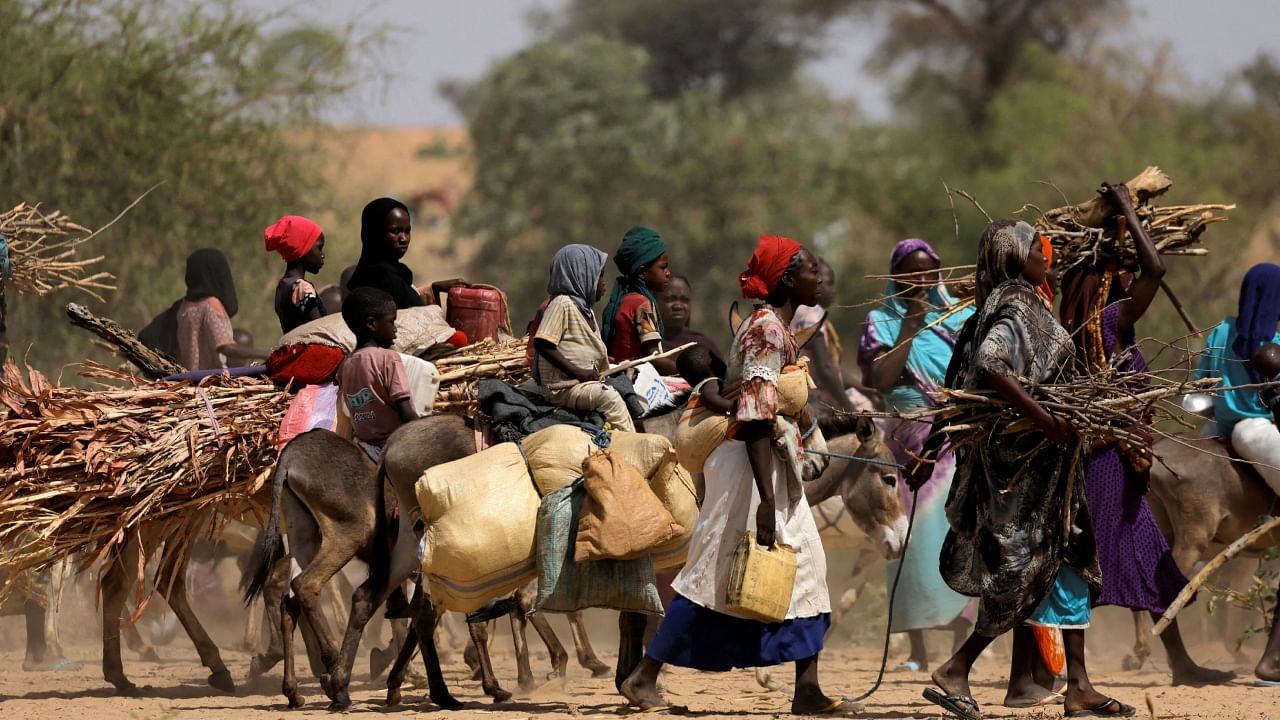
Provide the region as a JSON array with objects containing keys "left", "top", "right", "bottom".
[
  {"left": 139, "top": 248, "right": 238, "bottom": 358},
  {"left": 1234, "top": 262, "right": 1280, "bottom": 382},
  {"left": 600, "top": 225, "right": 667, "bottom": 345},
  {"left": 264, "top": 215, "right": 322, "bottom": 263},
  {"left": 348, "top": 197, "right": 422, "bottom": 308},
  {"left": 739, "top": 234, "right": 802, "bottom": 300},
  {"left": 974, "top": 220, "right": 1037, "bottom": 306},
  {"left": 185, "top": 248, "right": 239, "bottom": 318},
  {"left": 548, "top": 244, "right": 609, "bottom": 321}
]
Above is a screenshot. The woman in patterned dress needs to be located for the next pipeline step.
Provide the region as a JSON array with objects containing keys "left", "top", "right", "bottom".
[{"left": 621, "top": 235, "right": 854, "bottom": 716}]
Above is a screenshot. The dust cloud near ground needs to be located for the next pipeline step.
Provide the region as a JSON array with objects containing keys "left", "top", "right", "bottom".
[{"left": 0, "top": 551, "right": 1274, "bottom": 718}]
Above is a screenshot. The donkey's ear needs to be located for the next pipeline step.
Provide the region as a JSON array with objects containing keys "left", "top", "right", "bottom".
[
  {"left": 793, "top": 310, "right": 827, "bottom": 351},
  {"left": 854, "top": 415, "right": 876, "bottom": 442},
  {"left": 728, "top": 301, "right": 744, "bottom": 336}
]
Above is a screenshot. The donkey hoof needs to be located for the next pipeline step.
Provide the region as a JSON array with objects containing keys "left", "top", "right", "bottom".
[
  {"left": 328, "top": 690, "right": 352, "bottom": 711},
  {"left": 432, "top": 691, "right": 463, "bottom": 711},
  {"left": 286, "top": 694, "right": 305, "bottom": 710},
  {"left": 112, "top": 680, "right": 140, "bottom": 697},
  {"left": 489, "top": 686, "right": 512, "bottom": 703},
  {"left": 385, "top": 687, "right": 402, "bottom": 707},
  {"left": 208, "top": 670, "right": 236, "bottom": 694}
]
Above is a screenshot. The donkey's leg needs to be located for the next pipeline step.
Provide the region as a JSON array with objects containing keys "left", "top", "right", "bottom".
[
  {"left": 509, "top": 606, "right": 536, "bottom": 692},
  {"left": 516, "top": 584, "right": 567, "bottom": 685},
  {"left": 385, "top": 618, "right": 418, "bottom": 707},
  {"left": 154, "top": 540, "right": 234, "bottom": 693},
  {"left": 469, "top": 620, "right": 513, "bottom": 702},
  {"left": 415, "top": 595, "right": 461, "bottom": 710},
  {"left": 101, "top": 540, "right": 140, "bottom": 695},
  {"left": 281, "top": 593, "right": 305, "bottom": 709},
  {"left": 250, "top": 553, "right": 293, "bottom": 679},
  {"left": 566, "top": 611, "right": 611, "bottom": 677},
  {"left": 327, "top": 518, "right": 421, "bottom": 708}
]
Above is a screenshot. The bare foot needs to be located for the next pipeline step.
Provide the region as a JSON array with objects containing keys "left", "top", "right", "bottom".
[
  {"left": 621, "top": 671, "right": 667, "bottom": 710},
  {"left": 1171, "top": 663, "right": 1236, "bottom": 686},
  {"left": 1256, "top": 656, "right": 1280, "bottom": 683},
  {"left": 792, "top": 686, "right": 862, "bottom": 715},
  {"left": 1003, "top": 685, "right": 1063, "bottom": 708}
]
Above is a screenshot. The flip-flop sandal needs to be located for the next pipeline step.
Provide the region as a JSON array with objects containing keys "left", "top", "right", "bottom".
[
  {"left": 892, "top": 660, "right": 923, "bottom": 673},
  {"left": 922, "top": 687, "right": 982, "bottom": 720},
  {"left": 1065, "top": 697, "right": 1137, "bottom": 718},
  {"left": 1004, "top": 692, "right": 1064, "bottom": 708}
]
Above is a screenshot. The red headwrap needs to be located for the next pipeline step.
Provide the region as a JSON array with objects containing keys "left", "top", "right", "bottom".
[
  {"left": 1036, "top": 234, "right": 1055, "bottom": 305},
  {"left": 739, "top": 235, "right": 802, "bottom": 299},
  {"left": 264, "top": 215, "right": 323, "bottom": 263}
]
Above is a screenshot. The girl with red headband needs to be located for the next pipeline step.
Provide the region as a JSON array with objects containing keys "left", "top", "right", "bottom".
[
  {"left": 264, "top": 214, "right": 327, "bottom": 333},
  {"left": 622, "top": 235, "right": 855, "bottom": 716}
]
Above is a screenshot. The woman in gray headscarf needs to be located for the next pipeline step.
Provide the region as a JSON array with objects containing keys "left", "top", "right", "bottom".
[{"left": 909, "top": 220, "right": 1132, "bottom": 719}]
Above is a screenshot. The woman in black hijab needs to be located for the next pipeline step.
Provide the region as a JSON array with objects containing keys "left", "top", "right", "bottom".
[
  {"left": 140, "top": 249, "right": 264, "bottom": 370},
  {"left": 347, "top": 197, "right": 424, "bottom": 309}
]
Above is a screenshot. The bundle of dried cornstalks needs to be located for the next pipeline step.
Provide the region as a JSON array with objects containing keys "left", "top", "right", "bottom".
[
  {"left": 0, "top": 362, "right": 285, "bottom": 596},
  {"left": 879, "top": 167, "right": 1232, "bottom": 296},
  {"left": 432, "top": 337, "right": 531, "bottom": 413},
  {"left": 889, "top": 371, "right": 1221, "bottom": 451},
  {"left": 1, "top": 203, "right": 115, "bottom": 300}
]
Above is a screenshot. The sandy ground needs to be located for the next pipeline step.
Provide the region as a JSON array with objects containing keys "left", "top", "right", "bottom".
[{"left": 0, "top": 618, "right": 1275, "bottom": 720}]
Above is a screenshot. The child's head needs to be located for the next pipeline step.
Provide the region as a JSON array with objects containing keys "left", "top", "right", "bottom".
[
  {"left": 343, "top": 287, "right": 397, "bottom": 348},
  {"left": 318, "top": 284, "right": 342, "bottom": 315},
  {"left": 677, "top": 345, "right": 718, "bottom": 386},
  {"left": 264, "top": 215, "right": 325, "bottom": 273},
  {"left": 233, "top": 327, "right": 253, "bottom": 346},
  {"left": 1255, "top": 342, "right": 1280, "bottom": 380}
]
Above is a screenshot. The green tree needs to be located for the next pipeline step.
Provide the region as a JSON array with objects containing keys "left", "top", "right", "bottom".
[
  {"left": 0, "top": 0, "right": 356, "bottom": 374},
  {"left": 452, "top": 35, "right": 865, "bottom": 334}
]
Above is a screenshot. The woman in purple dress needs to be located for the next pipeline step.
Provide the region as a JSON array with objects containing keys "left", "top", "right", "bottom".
[{"left": 1059, "top": 183, "right": 1234, "bottom": 686}]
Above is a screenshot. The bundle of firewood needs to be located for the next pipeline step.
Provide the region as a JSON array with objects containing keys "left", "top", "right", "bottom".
[
  {"left": 432, "top": 337, "right": 531, "bottom": 413},
  {"left": 1, "top": 203, "right": 115, "bottom": 299},
  {"left": 890, "top": 370, "right": 1221, "bottom": 450},
  {"left": 0, "top": 362, "right": 284, "bottom": 596},
  {"left": 877, "top": 167, "right": 1232, "bottom": 295}
]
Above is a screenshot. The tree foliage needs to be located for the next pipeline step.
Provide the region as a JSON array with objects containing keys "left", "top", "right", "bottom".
[
  {"left": 456, "top": 0, "right": 1280, "bottom": 364},
  {"left": 0, "top": 0, "right": 355, "bottom": 373}
]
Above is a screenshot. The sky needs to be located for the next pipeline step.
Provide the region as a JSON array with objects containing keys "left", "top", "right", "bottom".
[{"left": 245, "top": 0, "right": 1279, "bottom": 127}]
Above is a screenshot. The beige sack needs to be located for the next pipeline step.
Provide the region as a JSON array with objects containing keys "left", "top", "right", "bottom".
[
  {"left": 275, "top": 305, "right": 457, "bottom": 356},
  {"left": 523, "top": 426, "right": 672, "bottom": 496},
  {"left": 575, "top": 449, "right": 683, "bottom": 562},
  {"left": 674, "top": 404, "right": 729, "bottom": 473},
  {"left": 649, "top": 456, "right": 699, "bottom": 571},
  {"left": 415, "top": 443, "right": 539, "bottom": 612}
]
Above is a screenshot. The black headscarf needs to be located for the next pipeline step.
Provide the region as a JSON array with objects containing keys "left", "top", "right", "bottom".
[
  {"left": 139, "top": 248, "right": 238, "bottom": 359},
  {"left": 347, "top": 197, "right": 423, "bottom": 309}
]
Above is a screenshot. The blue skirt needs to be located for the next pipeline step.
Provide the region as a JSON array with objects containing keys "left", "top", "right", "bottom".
[
  {"left": 1027, "top": 566, "right": 1091, "bottom": 629},
  {"left": 646, "top": 594, "right": 830, "bottom": 671}
]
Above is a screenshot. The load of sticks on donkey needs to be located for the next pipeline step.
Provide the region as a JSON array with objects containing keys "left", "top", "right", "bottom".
[{"left": 0, "top": 167, "right": 1276, "bottom": 716}]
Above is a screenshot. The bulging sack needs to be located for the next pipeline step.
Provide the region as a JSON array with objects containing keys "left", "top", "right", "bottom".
[
  {"left": 674, "top": 403, "right": 729, "bottom": 473},
  {"left": 533, "top": 480, "right": 664, "bottom": 615},
  {"left": 415, "top": 443, "right": 539, "bottom": 612},
  {"left": 649, "top": 456, "right": 698, "bottom": 572},
  {"left": 275, "top": 305, "right": 457, "bottom": 356},
  {"left": 575, "top": 448, "right": 683, "bottom": 562},
  {"left": 522, "top": 426, "right": 673, "bottom": 496}
]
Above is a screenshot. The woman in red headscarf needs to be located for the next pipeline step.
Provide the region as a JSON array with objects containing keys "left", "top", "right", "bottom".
[
  {"left": 265, "top": 214, "right": 327, "bottom": 333},
  {"left": 621, "top": 236, "right": 854, "bottom": 716}
]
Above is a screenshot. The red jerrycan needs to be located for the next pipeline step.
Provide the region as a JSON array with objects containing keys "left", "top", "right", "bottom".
[{"left": 446, "top": 283, "right": 511, "bottom": 344}]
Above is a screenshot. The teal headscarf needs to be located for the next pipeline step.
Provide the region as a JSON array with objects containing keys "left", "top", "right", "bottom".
[{"left": 600, "top": 225, "right": 667, "bottom": 346}]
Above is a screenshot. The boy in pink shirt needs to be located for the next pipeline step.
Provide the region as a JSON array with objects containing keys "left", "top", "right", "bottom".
[{"left": 337, "top": 287, "right": 418, "bottom": 457}]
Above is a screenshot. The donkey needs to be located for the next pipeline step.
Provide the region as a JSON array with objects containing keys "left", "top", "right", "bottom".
[{"left": 1123, "top": 433, "right": 1280, "bottom": 671}]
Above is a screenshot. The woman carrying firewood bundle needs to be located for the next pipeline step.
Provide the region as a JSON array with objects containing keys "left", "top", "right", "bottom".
[
  {"left": 621, "top": 235, "right": 854, "bottom": 716},
  {"left": 1060, "top": 183, "right": 1235, "bottom": 687},
  {"left": 909, "top": 219, "right": 1134, "bottom": 719}
]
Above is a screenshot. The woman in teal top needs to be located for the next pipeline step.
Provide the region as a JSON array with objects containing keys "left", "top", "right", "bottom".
[{"left": 1196, "top": 263, "right": 1280, "bottom": 494}]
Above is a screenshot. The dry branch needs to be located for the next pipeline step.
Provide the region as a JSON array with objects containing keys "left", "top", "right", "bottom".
[
  {"left": 1152, "top": 515, "right": 1280, "bottom": 637},
  {"left": 65, "top": 303, "right": 183, "bottom": 378},
  {"left": 1, "top": 203, "right": 116, "bottom": 300}
]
